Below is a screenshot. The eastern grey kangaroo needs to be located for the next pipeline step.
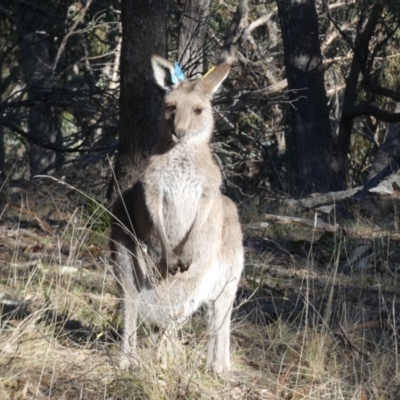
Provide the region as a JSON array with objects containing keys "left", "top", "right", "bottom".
[{"left": 110, "top": 55, "right": 243, "bottom": 374}]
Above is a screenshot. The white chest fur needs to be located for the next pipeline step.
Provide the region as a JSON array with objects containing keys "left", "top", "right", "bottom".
[{"left": 145, "top": 148, "right": 204, "bottom": 247}]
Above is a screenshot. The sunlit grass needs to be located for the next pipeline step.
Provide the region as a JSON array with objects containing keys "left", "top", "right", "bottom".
[{"left": 1, "top": 181, "right": 400, "bottom": 398}]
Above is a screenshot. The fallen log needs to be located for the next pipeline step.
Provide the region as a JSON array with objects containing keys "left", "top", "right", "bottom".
[
  {"left": 284, "top": 186, "right": 362, "bottom": 210},
  {"left": 284, "top": 169, "right": 400, "bottom": 211},
  {"left": 261, "top": 214, "right": 339, "bottom": 232},
  {"left": 258, "top": 214, "right": 400, "bottom": 240},
  {"left": 242, "top": 221, "right": 270, "bottom": 230}
]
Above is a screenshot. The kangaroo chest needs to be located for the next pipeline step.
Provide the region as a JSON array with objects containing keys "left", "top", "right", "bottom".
[{"left": 146, "top": 152, "right": 204, "bottom": 245}]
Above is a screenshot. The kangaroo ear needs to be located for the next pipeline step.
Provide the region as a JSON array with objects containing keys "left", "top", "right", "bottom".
[
  {"left": 200, "top": 62, "right": 230, "bottom": 96},
  {"left": 151, "top": 55, "right": 182, "bottom": 91}
]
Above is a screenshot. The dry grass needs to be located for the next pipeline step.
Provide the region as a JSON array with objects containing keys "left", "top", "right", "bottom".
[{"left": 1, "top": 178, "right": 400, "bottom": 399}]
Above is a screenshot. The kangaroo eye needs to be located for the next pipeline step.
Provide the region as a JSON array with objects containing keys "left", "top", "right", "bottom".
[
  {"left": 166, "top": 105, "right": 176, "bottom": 113},
  {"left": 194, "top": 108, "right": 203, "bottom": 115}
]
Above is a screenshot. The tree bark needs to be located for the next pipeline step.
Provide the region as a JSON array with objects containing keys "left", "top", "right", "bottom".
[
  {"left": 276, "top": 0, "right": 340, "bottom": 195},
  {"left": 0, "top": 53, "right": 3, "bottom": 177},
  {"left": 111, "top": 0, "right": 167, "bottom": 197},
  {"left": 15, "top": 1, "right": 61, "bottom": 177},
  {"left": 335, "top": 3, "right": 384, "bottom": 187},
  {"left": 368, "top": 100, "right": 400, "bottom": 180},
  {"left": 178, "top": 0, "right": 211, "bottom": 77}
]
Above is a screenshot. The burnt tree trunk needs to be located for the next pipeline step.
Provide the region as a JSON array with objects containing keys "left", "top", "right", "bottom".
[
  {"left": 336, "top": 3, "right": 384, "bottom": 187},
  {"left": 368, "top": 99, "right": 400, "bottom": 180},
  {"left": 111, "top": 0, "right": 167, "bottom": 196},
  {"left": 16, "top": 1, "right": 61, "bottom": 177},
  {"left": 276, "top": 0, "right": 340, "bottom": 195}
]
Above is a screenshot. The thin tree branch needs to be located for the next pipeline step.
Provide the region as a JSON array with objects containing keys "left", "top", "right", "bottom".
[
  {"left": 347, "top": 103, "right": 400, "bottom": 123},
  {"left": 219, "top": 0, "right": 249, "bottom": 63},
  {"left": 52, "top": 0, "right": 92, "bottom": 72},
  {"left": 362, "top": 81, "right": 400, "bottom": 103},
  {"left": 238, "top": 11, "right": 275, "bottom": 47},
  {"left": 322, "top": 0, "right": 354, "bottom": 50}
]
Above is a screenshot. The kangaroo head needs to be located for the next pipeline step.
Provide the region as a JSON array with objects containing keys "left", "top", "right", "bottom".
[{"left": 151, "top": 55, "right": 230, "bottom": 144}]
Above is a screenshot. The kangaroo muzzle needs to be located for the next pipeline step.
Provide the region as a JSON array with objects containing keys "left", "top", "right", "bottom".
[{"left": 172, "top": 128, "right": 187, "bottom": 142}]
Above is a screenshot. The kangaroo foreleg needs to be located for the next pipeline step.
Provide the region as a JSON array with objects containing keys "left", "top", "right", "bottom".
[
  {"left": 144, "top": 187, "right": 180, "bottom": 276},
  {"left": 175, "top": 188, "right": 219, "bottom": 272}
]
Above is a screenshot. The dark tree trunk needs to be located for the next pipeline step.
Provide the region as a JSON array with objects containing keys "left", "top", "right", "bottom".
[
  {"left": 15, "top": 2, "right": 61, "bottom": 177},
  {"left": 276, "top": 0, "right": 340, "bottom": 195},
  {"left": 111, "top": 0, "right": 167, "bottom": 197},
  {"left": 336, "top": 3, "right": 384, "bottom": 185},
  {"left": 0, "top": 125, "right": 4, "bottom": 179},
  {"left": 0, "top": 54, "right": 3, "bottom": 177},
  {"left": 178, "top": 0, "right": 211, "bottom": 78},
  {"left": 368, "top": 100, "right": 400, "bottom": 180}
]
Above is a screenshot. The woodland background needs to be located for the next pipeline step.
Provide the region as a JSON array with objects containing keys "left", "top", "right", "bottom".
[
  {"left": 1, "top": 0, "right": 400, "bottom": 198},
  {"left": 1, "top": 0, "right": 400, "bottom": 399}
]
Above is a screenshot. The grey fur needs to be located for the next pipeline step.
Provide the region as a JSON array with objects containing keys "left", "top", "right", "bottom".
[{"left": 110, "top": 55, "right": 243, "bottom": 374}]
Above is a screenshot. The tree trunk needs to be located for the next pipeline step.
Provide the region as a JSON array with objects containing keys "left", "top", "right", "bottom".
[
  {"left": 336, "top": 3, "right": 384, "bottom": 187},
  {"left": 111, "top": 0, "right": 167, "bottom": 197},
  {"left": 178, "top": 0, "right": 211, "bottom": 77},
  {"left": 0, "top": 53, "right": 3, "bottom": 178},
  {"left": 276, "top": 0, "right": 340, "bottom": 195},
  {"left": 15, "top": 2, "right": 61, "bottom": 177},
  {"left": 368, "top": 99, "right": 400, "bottom": 180},
  {"left": 0, "top": 125, "right": 4, "bottom": 179}
]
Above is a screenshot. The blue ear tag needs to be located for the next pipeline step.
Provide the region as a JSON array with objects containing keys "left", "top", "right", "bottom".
[
  {"left": 170, "top": 72, "right": 177, "bottom": 85},
  {"left": 170, "top": 62, "right": 185, "bottom": 86},
  {"left": 174, "top": 62, "right": 185, "bottom": 82}
]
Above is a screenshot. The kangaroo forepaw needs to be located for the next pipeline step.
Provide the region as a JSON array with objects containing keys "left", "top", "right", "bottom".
[
  {"left": 164, "top": 250, "right": 191, "bottom": 275},
  {"left": 168, "top": 262, "right": 180, "bottom": 275},
  {"left": 178, "top": 258, "right": 191, "bottom": 272},
  {"left": 162, "top": 250, "right": 181, "bottom": 276}
]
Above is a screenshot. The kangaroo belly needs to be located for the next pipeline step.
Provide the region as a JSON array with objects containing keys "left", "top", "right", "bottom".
[
  {"left": 138, "top": 260, "right": 218, "bottom": 327},
  {"left": 163, "top": 186, "right": 201, "bottom": 245},
  {"left": 156, "top": 157, "right": 203, "bottom": 247}
]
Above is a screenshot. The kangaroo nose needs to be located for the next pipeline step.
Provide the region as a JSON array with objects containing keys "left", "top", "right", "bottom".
[{"left": 173, "top": 129, "right": 187, "bottom": 141}]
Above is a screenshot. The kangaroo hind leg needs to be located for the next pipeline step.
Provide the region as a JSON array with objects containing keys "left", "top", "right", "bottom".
[{"left": 112, "top": 243, "right": 144, "bottom": 369}]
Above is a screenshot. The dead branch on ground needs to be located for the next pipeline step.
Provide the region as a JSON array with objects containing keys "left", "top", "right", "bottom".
[{"left": 246, "top": 214, "right": 400, "bottom": 240}]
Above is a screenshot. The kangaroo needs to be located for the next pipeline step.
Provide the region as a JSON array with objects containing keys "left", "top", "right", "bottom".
[{"left": 110, "top": 55, "right": 243, "bottom": 374}]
